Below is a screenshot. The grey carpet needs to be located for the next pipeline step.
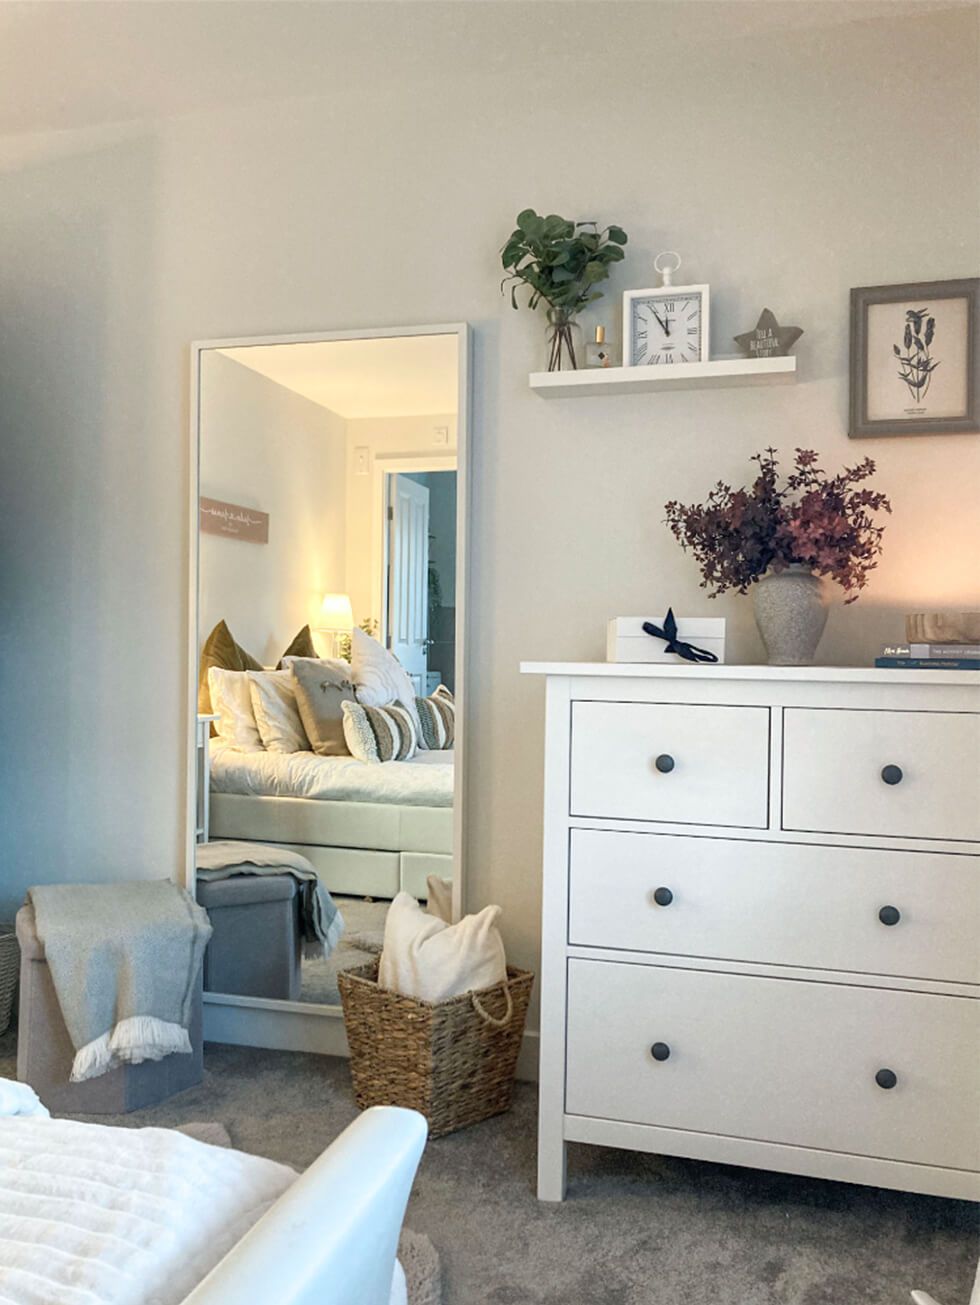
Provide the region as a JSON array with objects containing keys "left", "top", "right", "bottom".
[
  {"left": 174, "top": 1120, "right": 233, "bottom": 1148},
  {"left": 0, "top": 1031, "right": 975, "bottom": 1304},
  {"left": 298, "top": 896, "right": 387, "bottom": 1005}
]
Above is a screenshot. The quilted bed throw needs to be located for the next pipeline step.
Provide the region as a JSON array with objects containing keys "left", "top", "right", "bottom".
[
  {"left": 0, "top": 1116, "right": 296, "bottom": 1304},
  {"left": 27, "top": 881, "right": 212, "bottom": 1083}
]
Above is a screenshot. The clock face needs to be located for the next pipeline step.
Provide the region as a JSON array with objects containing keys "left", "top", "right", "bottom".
[{"left": 630, "top": 292, "right": 704, "bottom": 365}]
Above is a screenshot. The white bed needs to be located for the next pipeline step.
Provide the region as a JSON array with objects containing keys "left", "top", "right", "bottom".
[
  {"left": 210, "top": 742, "right": 453, "bottom": 807},
  {"left": 209, "top": 743, "right": 454, "bottom": 899},
  {"left": 0, "top": 1104, "right": 427, "bottom": 1305}
]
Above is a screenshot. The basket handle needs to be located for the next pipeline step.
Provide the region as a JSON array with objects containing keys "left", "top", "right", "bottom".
[{"left": 471, "top": 981, "right": 513, "bottom": 1029}]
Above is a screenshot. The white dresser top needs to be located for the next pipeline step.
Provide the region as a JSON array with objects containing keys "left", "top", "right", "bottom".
[{"left": 520, "top": 662, "right": 980, "bottom": 687}]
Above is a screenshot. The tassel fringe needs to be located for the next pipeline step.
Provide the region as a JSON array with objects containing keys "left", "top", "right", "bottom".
[{"left": 71, "top": 1017, "right": 192, "bottom": 1083}]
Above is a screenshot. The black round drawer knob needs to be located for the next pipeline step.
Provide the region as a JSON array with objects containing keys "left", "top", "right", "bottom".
[
  {"left": 881, "top": 764, "right": 904, "bottom": 786},
  {"left": 655, "top": 754, "right": 675, "bottom": 774},
  {"left": 875, "top": 1068, "right": 898, "bottom": 1090},
  {"left": 651, "top": 1042, "right": 671, "bottom": 1062},
  {"left": 878, "top": 905, "right": 901, "bottom": 927},
  {"left": 653, "top": 887, "right": 674, "bottom": 907}
]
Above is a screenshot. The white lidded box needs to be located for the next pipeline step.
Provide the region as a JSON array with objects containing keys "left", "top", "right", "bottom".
[{"left": 606, "top": 615, "right": 727, "bottom": 664}]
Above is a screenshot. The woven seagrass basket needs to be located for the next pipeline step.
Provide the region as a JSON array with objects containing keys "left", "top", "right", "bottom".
[
  {"left": 337, "top": 960, "right": 534, "bottom": 1138},
  {"left": 0, "top": 925, "right": 19, "bottom": 1036}
]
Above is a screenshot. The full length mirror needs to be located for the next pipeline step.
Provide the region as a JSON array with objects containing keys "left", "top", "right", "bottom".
[{"left": 190, "top": 326, "right": 466, "bottom": 1014}]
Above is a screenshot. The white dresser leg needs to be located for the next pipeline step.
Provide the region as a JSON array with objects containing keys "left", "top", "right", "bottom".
[{"left": 537, "top": 1129, "right": 567, "bottom": 1201}]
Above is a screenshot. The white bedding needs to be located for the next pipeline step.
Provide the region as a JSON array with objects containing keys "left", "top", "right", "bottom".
[
  {"left": 0, "top": 1116, "right": 297, "bottom": 1305},
  {"left": 210, "top": 740, "right": 453, "bottom": 807}
]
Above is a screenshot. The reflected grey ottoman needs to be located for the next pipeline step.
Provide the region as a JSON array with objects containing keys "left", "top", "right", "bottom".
[
  {"left": 15, "top": 903, "right": 204, "bottom": 1115},
  {"left": 196, "top": 875, "right": 302, "bottom": 1001}
]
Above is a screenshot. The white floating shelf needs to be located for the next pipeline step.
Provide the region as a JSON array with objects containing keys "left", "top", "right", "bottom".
[{"left": 529, "top": 354, "right": 797, "bottom": 398}]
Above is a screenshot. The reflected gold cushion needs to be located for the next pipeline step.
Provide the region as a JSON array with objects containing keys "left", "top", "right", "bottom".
[
  {"left": 199, "top": 620, "right": 263, "bottom": 717},
  {"left": 276, "top": 624, "right": 317, "bottom": 666}
]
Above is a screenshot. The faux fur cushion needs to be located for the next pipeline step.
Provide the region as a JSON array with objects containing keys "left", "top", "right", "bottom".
[{"left": 342, "top": 700, "right": 418, "bottom": 763}]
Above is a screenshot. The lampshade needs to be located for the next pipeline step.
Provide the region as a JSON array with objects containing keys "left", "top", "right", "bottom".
[{"left": 316, "top": 592, "right": 354, "bottom": 633}]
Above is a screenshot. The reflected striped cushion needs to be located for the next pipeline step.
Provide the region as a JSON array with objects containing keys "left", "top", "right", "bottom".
[
  {"left": 342, "top": 700, "right": 418, "bottom": 763},
  {"left": 415, "top": 687, "right": 455, "bottom": 750}
]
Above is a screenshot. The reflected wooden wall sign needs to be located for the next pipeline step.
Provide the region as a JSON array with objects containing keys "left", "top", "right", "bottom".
[{"left": 200, "top": 497, "right": 269, "bottom": 543}]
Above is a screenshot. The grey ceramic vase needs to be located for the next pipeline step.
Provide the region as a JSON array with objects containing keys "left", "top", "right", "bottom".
[{"left": 753, "top": 565, "right": 828, "bottom": 665}]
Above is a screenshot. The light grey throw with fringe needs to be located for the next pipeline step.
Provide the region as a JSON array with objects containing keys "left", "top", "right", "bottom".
[
  {"left": 195, "top": 841, "right": 344, "bottom": 959},
  {"left": 27, "top": 881, "right": 212, "bottom": 1084}
]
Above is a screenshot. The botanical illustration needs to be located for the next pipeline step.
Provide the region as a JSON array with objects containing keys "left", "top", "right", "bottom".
[{"left": 893, "top": 307, "right": 938, "bottom": 402}]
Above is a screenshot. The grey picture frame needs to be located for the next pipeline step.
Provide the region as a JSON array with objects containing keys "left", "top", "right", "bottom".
[{"left": 849, "top": 277, "right": 979, "bottom": 438}]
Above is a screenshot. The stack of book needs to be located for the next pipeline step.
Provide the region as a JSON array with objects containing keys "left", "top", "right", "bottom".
[{"left": 876, "top": 643, "right": 980, "bottom": 670}]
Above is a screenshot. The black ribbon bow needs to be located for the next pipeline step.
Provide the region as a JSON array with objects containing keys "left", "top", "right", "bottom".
[{"left": 642, "top": 608, "right": 719, "bottom": 664}]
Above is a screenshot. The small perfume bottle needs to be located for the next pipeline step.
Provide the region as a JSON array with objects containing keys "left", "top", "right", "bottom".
[{"left": 585, "top": 325, "right": 614, "bottom": 369}]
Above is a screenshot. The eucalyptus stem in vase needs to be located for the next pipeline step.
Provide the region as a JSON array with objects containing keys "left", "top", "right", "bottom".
[{"left": 500, "top": 209, "right": 627, "bottom": 372}]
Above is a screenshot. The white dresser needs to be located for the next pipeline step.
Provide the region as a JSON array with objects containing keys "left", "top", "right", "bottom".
[{"left": 522, "top": 663, "right": 979, "bottom": 1202}]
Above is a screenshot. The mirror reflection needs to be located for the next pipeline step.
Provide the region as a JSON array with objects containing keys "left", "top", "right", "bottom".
[{"left": 194, "top": 331, "right": 460, "bottom": 1008}]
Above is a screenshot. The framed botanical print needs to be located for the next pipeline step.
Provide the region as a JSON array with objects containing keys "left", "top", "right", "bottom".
[{"left": 849, "top": 277, "right": 979, "bottom": 437}]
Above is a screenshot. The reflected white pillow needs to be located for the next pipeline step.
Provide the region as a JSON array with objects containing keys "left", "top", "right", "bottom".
[
  {"left": 378, "top": 891, "right": 507, "bottom": 1003},
  {"left": 248, "top": 670, "right": 309, "bottom": 753},
  {"left": 350, "top": 629, "right": 423, "bottom": 741},
  {"left": 208, "top": 667, "right": 263, "bottom": 750}
]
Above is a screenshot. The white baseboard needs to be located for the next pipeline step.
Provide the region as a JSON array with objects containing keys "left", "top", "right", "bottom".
[
  {"left": 515, "top": 1027, "right": 539, "bottom": 1082},
  {"left": 203, "top": 996, "right": 540, "bottom": 1081}
]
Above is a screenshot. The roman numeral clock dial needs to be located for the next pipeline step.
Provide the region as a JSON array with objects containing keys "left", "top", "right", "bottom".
[{"left": 623, "top": 253, "right": 710, "bottom": 369}]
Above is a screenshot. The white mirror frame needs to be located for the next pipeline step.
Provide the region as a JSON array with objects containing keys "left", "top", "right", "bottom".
[{"left": 184, "top": 323, "right": 471, "bottom": 1049}]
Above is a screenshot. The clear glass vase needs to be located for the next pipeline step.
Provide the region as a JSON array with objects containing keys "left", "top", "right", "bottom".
[{"left": 545, "top": 309, "right": 583, "bottom": 372}]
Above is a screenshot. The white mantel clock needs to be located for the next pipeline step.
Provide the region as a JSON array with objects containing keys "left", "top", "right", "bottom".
[{"left": 623, "top": 252, "right": 710, "bottom": 367}]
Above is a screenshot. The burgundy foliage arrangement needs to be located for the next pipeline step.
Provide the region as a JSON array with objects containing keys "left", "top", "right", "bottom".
[{"left": 664, "top": 448, "right": 891, "bottom": 603}]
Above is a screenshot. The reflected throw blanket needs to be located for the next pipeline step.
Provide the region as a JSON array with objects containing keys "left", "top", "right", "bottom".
[
  {"left": 195, "top": 841, "right": 344, "bottom": 960},
  {"left": 27, "top": 881, "right": 212, "bottom": 1084}
]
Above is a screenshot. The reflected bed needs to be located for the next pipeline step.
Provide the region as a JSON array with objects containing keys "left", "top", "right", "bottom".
[{"left": 209, "top": 743, "right": 453, "bottom": 899}]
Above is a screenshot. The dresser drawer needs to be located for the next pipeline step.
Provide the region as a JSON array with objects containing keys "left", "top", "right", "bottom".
[
  {"left": 565, "top": 960, "right": 980, "bottom": 1170},
  {"left": 568, "top": 830, "right": 980, "bottom": 984},
  {"left": 783, "top": 708, "right": 980, "bottom": 843},
  {"left": 570, "top": 702, "right": 770, "bottom": 828}
]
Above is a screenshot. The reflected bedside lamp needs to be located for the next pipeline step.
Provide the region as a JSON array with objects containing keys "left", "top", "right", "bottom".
[{"left": 316, "top": 593, "right": 354, "bottom": 657}]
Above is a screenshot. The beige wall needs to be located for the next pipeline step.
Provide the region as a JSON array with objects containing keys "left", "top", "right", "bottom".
[
  {"left": 199, "top": 351, "right": 347, "bottom": 664},
  {"left": 1, "top": 4, "right": 978, "bottom": 1022},
  {"left": 344, "top": 414, "right": 458, "bottom": 624}
]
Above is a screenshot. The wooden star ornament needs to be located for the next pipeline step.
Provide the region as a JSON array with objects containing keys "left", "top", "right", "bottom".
[{"left": 733, "top": 308, "right": 803, "bottom": 359}]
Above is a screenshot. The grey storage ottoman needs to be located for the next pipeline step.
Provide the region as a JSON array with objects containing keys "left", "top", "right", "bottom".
[
  {"left": 15, "top": 903, "right": 204, "bottom": 1114},
  {"left": 197, "top": 875, "right": 302, "bottom": 1001}
]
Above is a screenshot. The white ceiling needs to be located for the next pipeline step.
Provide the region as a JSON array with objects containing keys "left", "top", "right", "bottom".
[
  {"left": 0, "top": 1, "right": 970, "bottom": 139},
  {"left": 217, "top": 334, "right": 459, "bottom": 420}
]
